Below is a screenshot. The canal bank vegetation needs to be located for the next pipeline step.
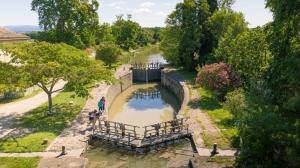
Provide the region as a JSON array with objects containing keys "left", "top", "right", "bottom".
[
  {"left": 161, "top": 0, "right": 300, "bottom": 167},
  {"left": 0, "top": 157, "right": 40, "bottom": 168}
]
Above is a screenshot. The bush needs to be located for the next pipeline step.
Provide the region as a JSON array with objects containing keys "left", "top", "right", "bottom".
[
  {"left": 223, "top": 88, "right": 247, "bottom": 118},
  {"left": 196, "top": 62, "right": 240, "bottom": 97},
  {"left": 96, "top": 42, "right": 121, "bottom": 68}
]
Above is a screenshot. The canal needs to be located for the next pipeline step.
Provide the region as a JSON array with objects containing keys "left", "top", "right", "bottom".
[{"left": 83, "top": 53, "right": 193, "bottom": 168}]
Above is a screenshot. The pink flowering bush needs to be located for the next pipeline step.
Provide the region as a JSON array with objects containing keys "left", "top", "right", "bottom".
[{"left": 196, "top": 62, "right": 240, "bottom": 96}]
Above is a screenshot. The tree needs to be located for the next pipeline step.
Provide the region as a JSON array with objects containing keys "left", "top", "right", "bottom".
[
  {"left": 111, "top": 15, "right": 141, "bottom": 50},
  {"left": 31, "top": 0, "right": 100, "bottom": 48},
  {"left": 209, "top": 9, "right": 248, "bottom": 62},
  {"left": 265, "top": 0, "right": 300, "bottom": 111},
  {"left": 224, "top": 28, "right": 271, "bottom": 85},
  {"left": 0, "top": 42, "right": 112, "bottom": 114},
  {"left": 160, "top": 0, "right": 218, "bottom": 70},
  {"left": 160, "top": 26, "right": 183, "bottom": 66},
  {"left": 96, "top": 23, "right": 115, "bottom": 45},
  {"left": 96, "top": 42, "right": 121, "bottom": 68}
]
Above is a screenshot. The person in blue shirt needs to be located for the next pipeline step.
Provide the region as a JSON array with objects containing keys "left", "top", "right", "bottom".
[{"left": 98, "top": 97, "right": 106, "bottom": 115}]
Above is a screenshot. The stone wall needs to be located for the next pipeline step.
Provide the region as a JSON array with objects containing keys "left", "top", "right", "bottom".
[
  {"left": 105, "top": 72, "right": 133, "bottom": 114},
  {"left": 161, "top": 71, "right": 189, "bottom": 117}
]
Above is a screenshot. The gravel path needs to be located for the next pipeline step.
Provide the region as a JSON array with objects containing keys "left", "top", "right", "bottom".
[{"left": 0, "top": 80, "right": 66, "bottom": 139}]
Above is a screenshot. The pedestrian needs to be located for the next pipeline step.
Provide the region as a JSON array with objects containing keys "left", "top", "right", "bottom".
[
  {"left": 88, "top": 110, "right": 97, "bottom": 127},
  {"left": 98, "top": 96, "right": 106, "bottom": 115}
]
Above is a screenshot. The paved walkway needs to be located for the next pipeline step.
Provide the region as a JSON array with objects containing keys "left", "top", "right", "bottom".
[{"left": 0, "top": 80, "right": 66, "bottom": 139}]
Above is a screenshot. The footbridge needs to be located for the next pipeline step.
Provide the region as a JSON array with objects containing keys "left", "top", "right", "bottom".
[{"left": 91, "top": 118, "right": 197, "bottom": 153}]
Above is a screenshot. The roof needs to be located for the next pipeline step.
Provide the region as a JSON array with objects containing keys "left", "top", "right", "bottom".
[{"left": 0, "top": 28, "right": 30, "bottom": 42}]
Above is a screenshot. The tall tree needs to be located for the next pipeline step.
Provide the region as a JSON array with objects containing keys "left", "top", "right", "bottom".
[
  {"left": 226, "top": 28, "right": 271, "bottom": 85},
  {"left": 111, "top": 15, "right": 141, "bottom": 50},
  {"left": 265, "top": 0, "right": 300, "bottom": 111},
  {"left": 160, "top": 0, "right": 218, "bottom": 70},
  {"left": 209, "top": 9, "right": 248, "bottom": 62},
  {"left": 31, "top": 0, "right": 100, "bottom": 48},
  {"left": 0, "top": 42, "right": 112, "bottom": 114}
]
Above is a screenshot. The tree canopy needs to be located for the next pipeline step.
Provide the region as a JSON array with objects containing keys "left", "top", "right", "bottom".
[
  {"left": 31, "top": 0, "right": 100, "bottom": 48},
  {"left": 0, "top": 42, "right": 112, "bottom": 113}
]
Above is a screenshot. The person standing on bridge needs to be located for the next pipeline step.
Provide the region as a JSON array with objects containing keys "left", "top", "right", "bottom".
[{"left": 98, "top": 97, "right": 106, "bottom": 115}]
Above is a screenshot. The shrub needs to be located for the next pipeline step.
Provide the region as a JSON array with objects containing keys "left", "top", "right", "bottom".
[
  {"left": 96, "top": 42, "right": 121, "bottom": 68},
  {"left": 223, "top": 88, "right": 247, "bottom": 118},
  {"left": 196, "top": 62, "right": 240, "bottom": 97}
]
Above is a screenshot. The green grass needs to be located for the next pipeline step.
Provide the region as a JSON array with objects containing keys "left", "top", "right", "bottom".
[
  {"left": 207, "top": 156, "right": 235, "bottom": 165},
  {"left": 0, "top": 90, "right": 87, "bottom": 153},
  {"left": 0, "top": 157, "right": 40, "bottom": 168},
  {"left": 198, "top": 87, "right": 238, "bottom": 147}
]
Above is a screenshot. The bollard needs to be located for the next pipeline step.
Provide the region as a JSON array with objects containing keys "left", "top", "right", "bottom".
[
  {"left": 61, "top": 146, "right": 66, "bottom": 155},
  {"left": 211, "top": 143, "right": 218, "bottom": 155},
  {"left": 188, "top": 160, "right": 194, "bottom": 168}
]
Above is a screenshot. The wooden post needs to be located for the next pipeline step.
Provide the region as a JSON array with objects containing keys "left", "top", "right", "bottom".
[
  {"left": 144, "top": 127, "right": 147, "bottom": 138},
  {"left": 128, "top": 133, "right": 131, "bottom": 146},
  {"left": 99, "top": 120, "right": 102, "bottom": 132},
  {"left": 134, "top": 126, "right": 137, "bottom": 139}
]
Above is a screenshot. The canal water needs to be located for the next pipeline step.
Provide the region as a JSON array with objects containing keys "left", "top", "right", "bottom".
[
  {"left": 83, "top": 53, "right": 194, "bottom": 168},
  {"left": 108, "top": 83, "right": 180, "bottom": 128}
]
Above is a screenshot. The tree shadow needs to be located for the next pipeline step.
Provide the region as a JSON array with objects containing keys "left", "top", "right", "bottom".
[
  {"left": 217, "top": 118, "right": 236, "bottom": 128},
  {"left": 188, "top": 96, "right": 222, "bottom": 111},
  {"left": 18, "top": 103, "right": 82, "bottom": 136}
]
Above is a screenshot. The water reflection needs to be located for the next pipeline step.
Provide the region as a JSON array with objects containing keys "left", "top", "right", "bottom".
[{"left": 109, "top": 83, "right": 180, "bottom": 127}]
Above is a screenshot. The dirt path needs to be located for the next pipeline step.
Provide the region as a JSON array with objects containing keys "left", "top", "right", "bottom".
[
  {"left": 0, "top": 80, "right": 66, "bottom": 139},
  {"left": 186, "top": 82, "right": 227, "bottom": 150}
]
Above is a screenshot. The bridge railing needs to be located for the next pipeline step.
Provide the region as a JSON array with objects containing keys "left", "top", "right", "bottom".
[
  {"left": 142, "top": 118, "right": 189, "bottom": 138},
  {"left": 131, "top": 63, "right": 162, "bottom": 70},
  {"left": 96, "top": 119, "right": 141, "bottom": 140}
]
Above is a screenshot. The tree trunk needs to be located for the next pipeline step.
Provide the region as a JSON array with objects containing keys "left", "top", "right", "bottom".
[{"left": 47, "top": 93, "right": 53, "bottom": 115}]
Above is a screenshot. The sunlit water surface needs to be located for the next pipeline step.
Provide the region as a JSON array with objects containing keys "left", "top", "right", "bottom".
[{"left": 108, "top": 83, "right": 180, "bottom": 128}]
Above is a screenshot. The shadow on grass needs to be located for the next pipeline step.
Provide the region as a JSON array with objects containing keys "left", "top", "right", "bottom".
[
  {"left": 188, "top": 96, "right": 222, "bottom": 111},
  {"left": 217, "top": 118, "right": 236, "bottom": 128},
  {"left": 18, "top": 103, "right": 82, "bottom": 135}
]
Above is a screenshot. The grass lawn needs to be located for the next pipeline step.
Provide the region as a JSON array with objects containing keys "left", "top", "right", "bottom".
[
  {"left": 0, "top": 90, "right": 87, "bottom": 153},
  {"left": 0, "top": 157, "right": 40, "bottom": 168},
  {"left": 198, "top": 87, "right": 238, "bottom": 148}
]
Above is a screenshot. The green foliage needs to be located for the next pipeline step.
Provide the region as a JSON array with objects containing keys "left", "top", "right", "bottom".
[
  {"left": 218, "top": 28, "right": 271, "bottom": 85},
  {"left": 96, "top": 23, "right": 115, "bottom": 45},
  {"left": 223, "top": 88, "right": 247, "bottom": 118},
  {"left": 160, "top": 26, "right": 182, "bottom": 66},
  {"left": 0, "top": 42, "right": 112, "bottom": 113},
  {"left": 160, "top": 0, "right": 219, "bottom": 70},
  {"left": 209, "top": 9, "right": 248, "bottom": 63},
  {"left": 265, "top": 0, "right": 300, "bottom": 112},
  {"left": 31, "top": 0, "right": 100, "bottom": 48},
  {"left": 0, "top": 157, "right": 40, "bottom": 168},
  {"left": 111, "top": 16, "right": 141, "bottom": 50},
  {"left": 196, "top": 62, "right": 240, "bottom": 97},
  {"left": 96, "top": 42, "right": 121, "bottom": 68},
  {"left": 237, "top": 110, "right": 294, "bottom": 167}
]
